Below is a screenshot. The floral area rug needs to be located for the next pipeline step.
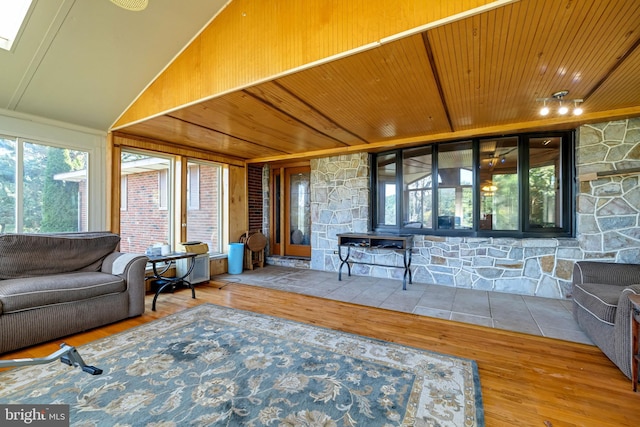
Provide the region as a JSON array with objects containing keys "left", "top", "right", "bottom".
[{"left": 0, "top": 304, "right": 484, "bottom": 426}]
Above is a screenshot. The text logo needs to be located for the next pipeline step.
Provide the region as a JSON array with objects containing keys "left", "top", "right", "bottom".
[{"left": 0, "top": 405, "right": 69, "bottom": 426}]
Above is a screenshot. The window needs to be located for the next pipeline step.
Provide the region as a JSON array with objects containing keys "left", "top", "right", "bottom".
[
  {"left": 376, "top": 153, "right": 397, "bottom": 227},
  {"left": 479, "top": 137, "right": 519, "bottom": 231},
  {"left": 436, "top": 142, "right": 473, "bottom": 230},
  {"left": 186, "top": 161, "right": 222, "bottom": 253},
  {"left": 373, "top": 131, "right": 574, "bottom": 237},
  {"left": 119, "top": 152, "right": 172, "bottom": 253},
  {"left": 118, "top": 150, "right": 224, "bottom": 255},
  {"left": 0, "top": 136, "right": 89, "bottom": 233},
  {"left": 403, "top": 146, "right": 433, "bottom": 228},
  {"left": 0, "top": 137, "right": 16, "bottom": 233},
  {"left": 528, "top": 137, "right": 563, "bottom": 230}
]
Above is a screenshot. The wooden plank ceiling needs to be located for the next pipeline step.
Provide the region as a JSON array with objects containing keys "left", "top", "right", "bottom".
[{"left": 114, "top": 0, "right": 640, "bottom": 164}]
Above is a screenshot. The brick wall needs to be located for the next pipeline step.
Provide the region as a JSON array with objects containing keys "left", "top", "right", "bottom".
[
  {"left": 119, "top": 164, "right": 222, "bottom": 254},
  {"left": 248, "top": 164, "right": 263, "bottom": 233},
  {"left": 186, "top": 164, "right": 220, "bottom": 251},
  {"left": 120, "top": 171, "right": 169, "bottom": 253}
]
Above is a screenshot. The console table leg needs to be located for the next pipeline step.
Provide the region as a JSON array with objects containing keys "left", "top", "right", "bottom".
[
  {"left": 338, "top": 245, "right": 352, "bottom": 281},
  {"left": 152, "top": 281, "right": 174, "bottom": 311},
  {"left": 402, "top": 249, "right": 412, "bottom": 290},
  {"left": 186, "top": 280, "right": 196, "bottom": 299}
]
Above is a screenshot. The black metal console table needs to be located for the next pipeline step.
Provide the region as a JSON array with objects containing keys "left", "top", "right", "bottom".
[
  {"left": 337, "top": 233, "right": 414, "bottom": 290},
  {"left": 146, "top": 252, "right": 197, "bottom": 311}
]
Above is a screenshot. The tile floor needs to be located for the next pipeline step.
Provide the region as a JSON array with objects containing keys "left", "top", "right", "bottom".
[{"left": 215, "top": 265, "right": 593, "bottom": 345}]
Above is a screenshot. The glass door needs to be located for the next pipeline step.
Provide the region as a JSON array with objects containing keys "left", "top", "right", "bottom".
[
  {"left": 271, "top": 165, "right": 311, "bottom": 258},
  {"left": 285, "top": 166, "right": 311, "bottom": 257}
]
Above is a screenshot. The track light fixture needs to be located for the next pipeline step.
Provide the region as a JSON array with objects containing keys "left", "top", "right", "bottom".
[{"left": 536, "top": 90, "right": 583, "bottom": 116}]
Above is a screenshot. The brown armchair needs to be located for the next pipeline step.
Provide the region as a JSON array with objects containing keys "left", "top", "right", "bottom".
[{"left": 572, "top": 261, "right": 640, "bottom": 380}]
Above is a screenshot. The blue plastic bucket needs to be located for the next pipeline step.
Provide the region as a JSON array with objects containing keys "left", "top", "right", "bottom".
[{"left": 228, "top": 243, "right": 245, "bottom": 274}]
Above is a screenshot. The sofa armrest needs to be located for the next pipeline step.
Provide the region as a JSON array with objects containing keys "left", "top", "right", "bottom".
[
  {"left": 102, "top": 252, "right": 148, "bottom": 316},
  {"left": 573, "top": 261, "right": 640, "bottom": 287},
  {"left": 615, "top": 285, "right": 640, "bottom": 326},
  {"left": 612, "top": 285, "right": 640, "bottom": 377},
  {"left": 101, "top": 253, "right": 143, "bottom": 275}
]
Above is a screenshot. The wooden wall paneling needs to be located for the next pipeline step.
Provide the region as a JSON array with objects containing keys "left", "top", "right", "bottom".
[
  {"left": 107, "top": 133, "right": 120, "bottom": 234},
  {"left": 228, "top": 164, "right": 248, "bottom": 245},
  {"left": 113, "top": 0, "right": 509, "bottom": 128},
  {"left": 112, "top": 133, "right": 245, "bottom": 167},
  {"left": 114, "top": 117, "right": 280, "bottom": 163}
]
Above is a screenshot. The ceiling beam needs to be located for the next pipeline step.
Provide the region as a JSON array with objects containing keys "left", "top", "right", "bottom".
[
  {"left": 421, "top": 32, "right": 454, "bottom": 132},
  {"left": 584, "top": 33, "right": 640, "bottom": 101},
  {"left": 241, "top": 86, "right": 356, "bottom": 147}
]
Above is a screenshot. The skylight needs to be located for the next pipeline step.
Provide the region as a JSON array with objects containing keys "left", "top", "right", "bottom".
[{"left": 0, "top": 0, "right": 33, "bottom": 51}]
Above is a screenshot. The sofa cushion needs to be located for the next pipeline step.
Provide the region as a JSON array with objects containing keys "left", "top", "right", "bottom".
[
  {"left": 0, "top": 232, "right": 120, "bottom": 279},
  {"left": 572, "top": 282, "right": 621, "bottom": 325},
  {"left": 0, "top": 272, "right": 126, "bottom": 314}
]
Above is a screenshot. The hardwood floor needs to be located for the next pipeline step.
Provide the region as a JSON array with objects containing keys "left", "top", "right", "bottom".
[{"left": 2, "top": 281, "right": 638, "bottom": 426}]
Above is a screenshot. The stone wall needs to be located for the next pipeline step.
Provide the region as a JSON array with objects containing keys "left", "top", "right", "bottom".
[
  {"left": 310, "top": 153, "right": 370, "bottom": 271},
  {"left": 264, "top": 119, "right": 640, "bottom": 299},
  {"left": 576, "top": 118, "right": 640, "bottom": 263}
]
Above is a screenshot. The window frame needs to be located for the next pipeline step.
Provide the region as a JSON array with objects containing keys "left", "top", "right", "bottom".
[
  {"left": 187, "top": 163, "right": 200, "bottom": 211},
  {"left": 117, "top": 147, "right": 225, "bottom": 255},
  {"left": 120, "top": 176, "right": 127, "bottom": 211},
  {"left": 1, "top": 135, "right": 92, "bottom": 233},
  {"left": 158, "top": 168, "right": 169, "bottom": 210},
  {"left": 185, "top": 159, "right": 223, "bottom": 254},
  {"left": 371, "top": 130, "right": 575, "bottom": 238}
]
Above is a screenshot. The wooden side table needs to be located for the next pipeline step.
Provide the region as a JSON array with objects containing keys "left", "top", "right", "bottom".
[{"left": 630, "top": 293, "right": 640, "bottom": 392}]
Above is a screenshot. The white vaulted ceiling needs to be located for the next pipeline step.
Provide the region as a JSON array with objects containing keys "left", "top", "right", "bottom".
[{"left": 0, "top": 0, "right": 228, "bottom": 131}]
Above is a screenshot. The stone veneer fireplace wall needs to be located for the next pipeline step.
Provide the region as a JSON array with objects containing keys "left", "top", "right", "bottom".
[{"left": 269, "top": 118, "right": 640, "bottom": 299}]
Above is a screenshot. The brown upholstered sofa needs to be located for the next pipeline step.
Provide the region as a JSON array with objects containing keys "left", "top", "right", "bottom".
[
  {"left": 572, "top": 261, "right": 640, "bottom": 379},
  {"left": 0, "top": 232, "right": 148, "bottom": 354}
]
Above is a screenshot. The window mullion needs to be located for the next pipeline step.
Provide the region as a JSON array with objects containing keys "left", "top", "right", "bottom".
[
  {"left": 15, "top": 139, "right": 24, "bottom": 232},
  {"left": 396, "top": 150, "right": 402, "bottom": 230},
  {"left": 432, "top": 144, "right": 439, "bottom": 231},
  {"left": 473, "top": 138, "right": 480, "bottom": 234},
  {"left": 521, "top": 136, "right": 530, "bottom": 233}
]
